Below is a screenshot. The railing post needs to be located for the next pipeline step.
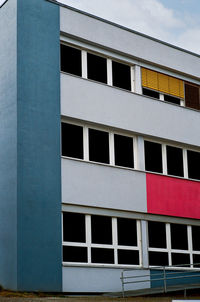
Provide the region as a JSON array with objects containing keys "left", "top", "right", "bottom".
[
  {"left": 121, "top": 271, "right": 125, "bottom": 298},
  {"left": 163, "top": 266, "right": 167, "bottom": 293}
]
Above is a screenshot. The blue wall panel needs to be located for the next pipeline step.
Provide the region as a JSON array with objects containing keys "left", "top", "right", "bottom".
[
  {"left": 150, "top": 269, "right": 200, "bottom": 289},
  {"left": 0, "top": 0, "right": 17, "bottom": 290},
  {"left": 17, "top": 0, "right": 62, "bottom": 291}
]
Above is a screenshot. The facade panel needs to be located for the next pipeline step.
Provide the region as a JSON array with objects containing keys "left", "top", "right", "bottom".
[
  {"left": 62, "top": 158, "right": 147, "bottom": 213},
  {"left": 61, "top": 74, "right": 200, "bottom": 147},
  {"left": 147, "top": 173, "right": 200, "bottom": 219}
]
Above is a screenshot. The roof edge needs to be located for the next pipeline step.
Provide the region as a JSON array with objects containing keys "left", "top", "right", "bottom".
[{"left": 46, "top": 0, "right": 200, "bottom": 59}]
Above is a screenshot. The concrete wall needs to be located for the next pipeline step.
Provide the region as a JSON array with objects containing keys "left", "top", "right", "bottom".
[
  {"left": 62, "top": 158, "right": 147, "bottom": 213},
  {"left": 63, "top": 267, "right": 150, "bottom": 292},
  {"left": 60, "top": 7, "right": 200, "bottom": 79},
  {"left": 61, "top": 74, "right": 200, "bottom": 148},
  {"left": 17, "top": 0, "right": 62, "bottom": 291},
  {"left": 0, "top": 0, "right": 17, "bottom": 290}
]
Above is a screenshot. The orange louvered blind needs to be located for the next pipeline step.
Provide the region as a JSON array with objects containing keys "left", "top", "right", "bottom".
[{"left": 142, "top": 68, "right": 184, "bottom": 98}]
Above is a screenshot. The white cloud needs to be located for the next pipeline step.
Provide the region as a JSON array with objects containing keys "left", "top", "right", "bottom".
[{"left": 58, "top": 0, "right": 200, "bottom": 54}]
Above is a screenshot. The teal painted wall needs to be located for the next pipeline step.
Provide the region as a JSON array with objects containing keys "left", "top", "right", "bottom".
[
  {"left": 0, "top": 0, "right": 17, "bottom": 290},
  {"left": 17, "top": 0, "right": 62, "bottom": 291}
]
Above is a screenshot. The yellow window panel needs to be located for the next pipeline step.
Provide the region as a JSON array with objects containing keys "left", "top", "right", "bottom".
[
  {"left": 169, "top": 77, "right": 180, "bottom": 97},
  {"left": 141, "top": 68, "right": 147, "bottom": 87},
  {"left": 158, "top": 73, "right": 169, "bottom": 94},
  {"left": 146, "top": 69, "right": 158, "bottom": 91},
  {"left": 179, "top": 80, "right": 184, "bottom": 98}
]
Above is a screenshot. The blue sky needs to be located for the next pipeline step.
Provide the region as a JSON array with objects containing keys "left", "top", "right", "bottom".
[{"left": 58, "top": 0, "right": 200, "bottom": 54}]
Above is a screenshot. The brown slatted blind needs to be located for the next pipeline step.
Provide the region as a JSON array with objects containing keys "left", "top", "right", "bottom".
[{"left": 185, "top": 83, "right": 200, "bottom": 110}]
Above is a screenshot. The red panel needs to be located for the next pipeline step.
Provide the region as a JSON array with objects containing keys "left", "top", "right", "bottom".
[{"left": 146, "top": 173, "right": 200, "bottom": 219}]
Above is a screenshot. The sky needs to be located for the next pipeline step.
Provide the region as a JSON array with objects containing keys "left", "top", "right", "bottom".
[{"left": 58, "top": 0, "right": 200, "bottom": 55}]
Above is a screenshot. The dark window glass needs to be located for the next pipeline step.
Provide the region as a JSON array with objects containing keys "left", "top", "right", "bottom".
[
  {"left": 114, "top": 134, "right": 134, "bottom": 168},
  {"left": 148, "top": 221, "right": 166, "bottom": 248},
  {"left": 144, "top": 141, "right": 163, "bottom": 173},
  {"left": 187, "top": 150, "right": 200, "bottom": 180},
  {"left": 112, "top": 61, "right": 131, "bottom": 91},
  {"left": 117, "top": 218, "right": 137, "bottom": 246},
  {"left": 63, "top": 246, "right": 87, "bottom": 262},
  {"left": 91, "top": 215, "right": 112, "bottom": 244},
  {"left": 91, "top": 248, "right": 114, "bottom": 264},
  {"left": 192, "top": 226, "right": 200, "bottom": 251},
  {"left": 193, "top": 254, "right": 200, "bottom": 267},
  {"left": 143, "top": 88, "right": 159, "bottom": 99},
  {"left": 171, "top": 253, "right": 190, "bottom": 266},
  {"left": 87, "top": 53, "right": 107, "bottom": 84},
  {"left": 63, "top": 212, "right": 85, "bottom": 243},
  {"left": 149, "top": 252, "right": 168, "bottom": 266},
  {"left": 118, "top": 250, "right": 139, "bottom": 265},
  {"left": 89, "top": 129, "right": 109, "bottom": 164},
  {"left": 164, "top": 94, "right": 180, "bottom": 105},
  {"left": 62, "top": 123, "right": 83, "bottom": 159},
  {"left": 171, "top": 224, "right": 188, "bottom": 250},
  {"left": 167, "top": 146, "right": 184, "bottom": 177},
  {"left": 60, "top": 44, "right": 81, "bottom": 76},
  {"left": 185, "top": 83, "right": 200, "bottom": 111}
]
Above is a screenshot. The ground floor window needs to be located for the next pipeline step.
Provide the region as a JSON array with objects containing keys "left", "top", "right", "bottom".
[
  {"left": 62, "top": 212, "right": 141, "bottom": 266},
  {"left": 148, "top": 222, "right": 200, "bottom": 267}
]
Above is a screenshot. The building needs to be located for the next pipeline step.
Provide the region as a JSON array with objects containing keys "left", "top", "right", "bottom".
[{"left": 0, "top": 0, "right": 200, "bottom": 293}]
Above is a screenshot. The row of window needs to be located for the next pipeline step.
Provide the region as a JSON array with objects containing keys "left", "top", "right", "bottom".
[
  {"left": 61, "top": 44, "right": 132, "bottom": 91},
  {"left": 61, "top": 122, "right": 200, "bottom": 181},
  {"left": 60, "top": 43, "right": 200, "bottom": 111},
  {"left": 62, "top": 212, "right": 200, "bottom": 267}
]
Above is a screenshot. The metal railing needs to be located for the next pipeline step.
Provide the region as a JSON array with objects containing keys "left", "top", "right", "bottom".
[{"left": 121, "top": 263, "right": 200, "bottom": 298}]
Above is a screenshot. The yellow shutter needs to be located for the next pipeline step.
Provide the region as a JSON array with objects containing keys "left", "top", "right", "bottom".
[
  {"left": 142, "top": 68, "right": 184, "bottom": 98},
  {"left": 158, "top": 73, "right": 169, "bottom": 94},
  {"left": 179, "top": 80, "right": 184, "bottom": 98},
  {"left": 141, "top": 68, "right": 147, "bottom": 87},
  {"left": 146, "top": 69, "right": 158, "bottom": 91}
]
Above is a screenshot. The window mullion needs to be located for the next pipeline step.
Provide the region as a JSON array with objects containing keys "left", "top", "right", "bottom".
[
  {"left": 112, "top": 217, "right": 118, "bottom": 265},
  {"left": 131, "top": 66, "right": 135, "bottom": 92},
  {"left": 82, "top": 50, "right": 87, "bottom": 79},
  {"left": 107, "top": 58, "right": 112, "bottom": 86},
  {"left": 162, "top": 144, "right": 167, "bottom": 174},
  {"left": 86, "top": 215, "right": 91, "bottom": 264},
  {"left": 183, "top": 149, "right": 189, "bottom": 178},
  {"left": 166, "top": 223, "right": 171, "bottom": 266},
  {"left": 188, "top": 225, "right": 193, "bottom": 267},
  {"left": 83, "top": 126, "right": 89, "bottom": 161},
  {"left": 109, "top": 132, "right": 115, "bottom": 165}
]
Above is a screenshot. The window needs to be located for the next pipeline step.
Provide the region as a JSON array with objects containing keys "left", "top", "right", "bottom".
[
  {"left": 89, "top": 129, "right": 109, "bottom": 164},
  {"left": 148, "top": 221, "right": 166, "bottom": 249},
  {"left": 142, "top": 68, "right": 184, "bottom": 99},
  {"left": 60, "top": 44, "right": 82, "bottom": 76},
  {"left": 144, "top": 141, "right": 163, "bottom": 173},
  {"left": 143, "top": 88, "right": 159, "bottom": 99},
  {"left": 112, "top": 61, "right": 131, "bottom": 91},
  {"left": 187, "top": 150, "right": 200, "bottom": 180},
  {"left": 148, "top": 221, "right": 200, "bottom": 267},
  {"left": 61, "top": 123, "right": 83, "bottom": 159},
  {"left": 192, "top": 226, "right": 200, "bottom": 251},
  {"left": 87, "top": 53, "right": 107, "bottom": 84},
  {"left": 164, "top": 94, "right": 180, "bottom": 105},
  {"left": 91, "top": 215, "right": 112, "bottom": 244},
  {"left": 62, "top": 212, "right": 140, "bottom": 266},
  {"left": 166, "top": 145, "right": 184, "bottom": 177},
  {"left": 114, "top": 134, "right": 134, "bottom": 168},
  {"left": 171, "top": 223, "right": 188, "bottom": 250}
]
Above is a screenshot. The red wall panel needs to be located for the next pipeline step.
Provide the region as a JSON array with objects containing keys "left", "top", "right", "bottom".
[{"left": 146, "top": 173, "right": 200, "bottom": 219}]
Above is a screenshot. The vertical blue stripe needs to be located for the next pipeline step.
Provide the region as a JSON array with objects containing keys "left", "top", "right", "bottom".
[{"left": 17, "top": 0, "right": 62, "bottom": 291}]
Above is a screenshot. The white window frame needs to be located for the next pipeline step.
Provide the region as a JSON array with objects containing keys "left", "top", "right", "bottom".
[
  {"left": 148, "top": 221, "right": 200, "bottom": 269},
  {"left": 62, "top": 212, "right": 141, "bottom": 268}
]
